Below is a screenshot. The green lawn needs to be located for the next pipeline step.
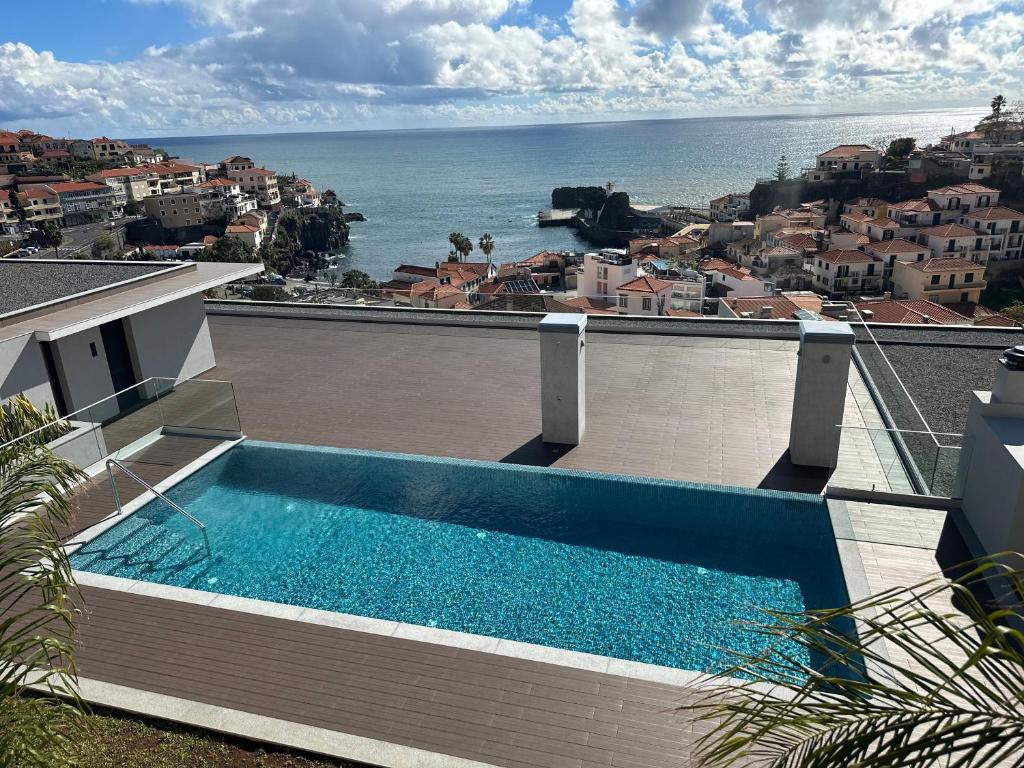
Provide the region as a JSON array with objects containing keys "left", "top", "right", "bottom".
[{"left": 17, "top": 698, "right": 359, "bottom": 768}]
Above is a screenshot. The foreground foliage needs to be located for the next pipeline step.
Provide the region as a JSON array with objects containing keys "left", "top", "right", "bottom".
[
  {"left": 1, "top": 412, "right": 86, "bottom": 766},
  {"left": 694, "top": 556, "right": 1024, "bottom": 768},
  {"left": 0, "top": 394, "right": 72, "bottom": 446}
]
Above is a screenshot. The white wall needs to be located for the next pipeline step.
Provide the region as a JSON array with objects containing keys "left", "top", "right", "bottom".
[
  {"left": 0, "top": 333, "right": 55, "bottom": 407},
  {"left": 51, "top": 326, "right": 117, "bottom": 417},
  {"left": 125, "top": 294, "right": 215, "bottom": 383}
]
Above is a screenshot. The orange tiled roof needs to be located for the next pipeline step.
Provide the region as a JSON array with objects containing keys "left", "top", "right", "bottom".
[
  {"left": 817, "top": 144, "right": 876, "bottom": 158},
  {"left": 853, "top": 300, "right": 971, "bottom": 325},
  {"left": 866, "top": 238, "right": 927, "bottom": 254},
  {"left": 929, "top": 183, "right": 999, "bottom": 195},
  {"left": 818, "top": 249, "right": 875, "bottom": 264},
  {"left": 617, "top": 276, "right": 674, "bottom": 294},
  {"left": 905, "top": 257, "right": 980, "bottom": 272},
  {"left": 917, "top": 223, "right": 978, "bottom": 238},
  {"left": 963, "top": 206, "right": 1024, "bottom": 221}
]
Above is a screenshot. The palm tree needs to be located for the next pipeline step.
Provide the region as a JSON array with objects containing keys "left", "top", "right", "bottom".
[
  {"left": 478, "top": 233, "right": 495, "bottom": 265},
  {"left": 448, "top": 231, "right": 473, "bottom": 262},
  {"left": 1, "top": 403, "right": 86, "bottom": 767},
  {"left": 42, "top": 222, "right": 63, "bottom": 258},
  {"left": 692, "top": 554, "right": 1024, "bottom": 768}
]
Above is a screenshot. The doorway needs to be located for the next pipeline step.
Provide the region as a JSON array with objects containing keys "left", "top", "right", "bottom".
[{"left": 99, "top": 319, "right": 140, "bottom": 413}]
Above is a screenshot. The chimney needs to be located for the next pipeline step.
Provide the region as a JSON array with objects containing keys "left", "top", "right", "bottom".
[
  {"left": 860, "top": 309, "right": 874, "bottom": 320},
  {"left": 921, "top": 315, "right": 930, "bottom": 324},
  {"left": 760, "top": 306, "right": 773, "bottom": 318}
]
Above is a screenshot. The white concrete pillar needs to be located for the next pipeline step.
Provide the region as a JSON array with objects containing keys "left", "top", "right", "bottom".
[
  {"left": 789, "top": 320, "right": 855, "bottom": 468},
  {"left": 958, "top": 346, "right": 1024, "bottom": 555},
  {"left": 539, "top": 313, "right": 587, "bottom": 445}
]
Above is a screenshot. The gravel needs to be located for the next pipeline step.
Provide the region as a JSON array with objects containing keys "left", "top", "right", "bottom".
[{"left": 0, "top": 261, "right": 172, "bottom": 315}]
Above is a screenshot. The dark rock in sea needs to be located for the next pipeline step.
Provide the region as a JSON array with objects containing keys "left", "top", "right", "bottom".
[{"left": 344, "top": 212, "right": 366, "bottom": 222}]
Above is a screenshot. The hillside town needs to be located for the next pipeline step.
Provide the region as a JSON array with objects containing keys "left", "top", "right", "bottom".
[
  {"left": 0, "top": 129, "right": 337, "bottom": 278},
  {"left": 3, "top": 105, "right": 1024, "bottom": 326}
]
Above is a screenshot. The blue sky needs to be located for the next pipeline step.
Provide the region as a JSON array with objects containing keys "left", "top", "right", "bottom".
[{"left": 1, "top": 0, "right": 1020, "bottom": 137}]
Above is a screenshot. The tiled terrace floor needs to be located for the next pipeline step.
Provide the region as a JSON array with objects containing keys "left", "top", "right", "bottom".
[
  {"left": 59, "top": 315, "right": 952, "bottom": 767},
  {"left": 201, "top": 314, "right": 894, "bottom": 491}
]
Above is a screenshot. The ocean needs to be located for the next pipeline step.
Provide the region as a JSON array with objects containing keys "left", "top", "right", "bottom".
[{"left": 145, "top": 107, "right": 987, "bottom": 279}]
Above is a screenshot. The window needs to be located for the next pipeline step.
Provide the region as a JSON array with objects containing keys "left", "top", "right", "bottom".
[
  {"left": 975, "top": 239, "right": 983, "bottom": 250},
  {"left": 965, "top": 273, "right": 974, "bottom": 283},
  {"left": 642, "top": 297, "right": 652, "bottom": 311},
  {"left": 618, "top": 296, "right": 627, "bottom": 308},
  {"left": 930, "top": 275, "right": 940, "bottom": 285}
]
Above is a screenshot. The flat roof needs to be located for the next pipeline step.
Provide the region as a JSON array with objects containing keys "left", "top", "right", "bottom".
[
  {"left": 0, "top": 261, "right": 264, "bottom": 343},
  {"left": 0, "top": 260, "right": 174, "bottom": 315}
]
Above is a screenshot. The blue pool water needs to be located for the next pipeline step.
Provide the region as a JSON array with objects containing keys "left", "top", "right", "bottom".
[{"left": 71, "top": 441, "right": 850, "bottom": 672}]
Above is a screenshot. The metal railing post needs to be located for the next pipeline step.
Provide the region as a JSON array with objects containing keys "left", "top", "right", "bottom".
[{"left": 106, "top": 458, "right": 205, "bottom": 530}]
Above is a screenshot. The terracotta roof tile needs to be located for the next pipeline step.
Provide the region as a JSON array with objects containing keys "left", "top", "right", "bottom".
[{"left": 617, "top": 275, "right": 674, "bottom": 293}]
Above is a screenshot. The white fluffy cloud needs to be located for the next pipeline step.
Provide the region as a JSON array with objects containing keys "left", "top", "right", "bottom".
[{"left": 1, "top": 0, "right": 1022, "bottom": 135}]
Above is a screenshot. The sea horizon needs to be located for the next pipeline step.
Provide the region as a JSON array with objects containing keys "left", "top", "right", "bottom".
[{"left": 130, "top": 104, "right": 989, "bottom": 144}]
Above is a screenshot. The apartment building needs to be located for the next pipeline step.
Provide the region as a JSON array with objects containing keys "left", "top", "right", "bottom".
[
  {"left": 85, "top": 137, "right": 132, "bottom": 163},
  {"left": 914, "top": 223, "right": 991, "bottom": 263},
  {"left": 888, "top": 198, "right": 944, "bottom": 228},
  {"left": 754, "top": 207, "right": 825, "bottom": 239},
  {"left": 140, "top": 161, "right": 205, "bottom": 195},
  {"left": 892, "top": 257, "right": 985, "bottom": 305},
  {"left": 193, "top": 178, "right": 258, "bottom": 220},
  {"left": 0, "top": 189, "right": 18, "bottom": 235},
  {"left": 293, "top": 179, "right": 321, "bottom": 208},
  {"left": 143, "top": 191, "right": 205, "bottom": 229},
  {"left": 87, "top": 167, "right": 155, "bottom": 205},
  {"left": 926, "top": 183, "right": 999, "bottom": 216},
  {"left": 959, "top": 206, "right": 1024, "bottom": 262},
  {"left": 19, "top": 133, "right": 71, "bottom": 155},
  {"left": 0, "top": 130, "right": 35, "bottom": 171},
  {"left": 806, "top": 144, "right": 882, "bottom": 181},
  {"left": 48, "top": 180, "right": 120, "bottom": 224},
  {"left": 812, "top": 249, "right": 883, "bottom": 297},
  {"left": 864, "top": 238, "right": 930, "bottom": 288},
  {"left": 221, "top": 155, "right": 255, "bottom": 174},
  {"left": 578, "top": 250, "right": 637, "bottom": 300},
  {"left": 708, "top": 193, "right": 750, "bottom": 222},
  {"left": 14, "top": 185, "right": 62, "bottom": 226},
  {"left": 225, "top": 166, "right": 281, "bottom": 209},
  {"left": 126, "top": 145, "right": 165, "bottom": 165}
]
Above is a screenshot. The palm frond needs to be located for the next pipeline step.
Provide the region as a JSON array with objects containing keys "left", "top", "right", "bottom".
[
  {"left": 0, "top": 426, "right": 87, "bottom": 765},
  {"left": 691, "top": 555, "right": 1024, "bottom": 768}
]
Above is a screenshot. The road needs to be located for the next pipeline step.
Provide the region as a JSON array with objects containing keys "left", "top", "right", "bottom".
[{"left": 56, "top": 218, "right": 138, "bottom": 257}]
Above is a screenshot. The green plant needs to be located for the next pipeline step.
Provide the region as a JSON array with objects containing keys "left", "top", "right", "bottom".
[
  {"left": 0, "top": 395, "right": 72, "bottom": 446},
  {"left": 693, "top": 555, "right": 1024, "bottom": 768},
  {"left": 448, "top": 231, "right": 472, "bottom": 262},
  {"left": 774, "top": 155, "right": 791, "bottom": 182},
  {"left": 478, "top": 233, "right": 495, "bottom": 263},
  {"left": 0, "top": 408, "right": 87, "bottom": 767},
  {"left": 43, "top": 222, "right": 63, "bottom": 257}
]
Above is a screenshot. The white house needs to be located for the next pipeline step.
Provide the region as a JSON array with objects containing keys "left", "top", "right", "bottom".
[
  {"left": 959, "top": 206, "right": 1024, "bottom": 262},
  {"left": 914, "top": 223, "right": 992, "bottom": 264},
  {"left": 578, "top": 250, "right": 637, "bottom": 301},
  {"left": 0, "top": 260, "right": 263, "bottom": 424},
  {"left": 615, "top": 275, "right": 674, "bottom": 315},
  {"left": 926, "top": 183, "right": 999, "bottom": 216},
  {"left": 812, "top": 249, "right": 883, "bottom": 297}
]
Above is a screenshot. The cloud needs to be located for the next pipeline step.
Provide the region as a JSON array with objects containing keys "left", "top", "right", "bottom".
[{"left": 2, "top": 0, "right": 1023, "bottom": 136}]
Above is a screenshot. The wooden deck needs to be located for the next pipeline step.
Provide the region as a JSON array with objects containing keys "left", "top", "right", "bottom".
[{"left": 73, "top": 586, "right": 711, "bottom": 768}]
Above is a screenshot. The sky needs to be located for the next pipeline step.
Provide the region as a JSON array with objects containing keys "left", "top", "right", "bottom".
[{"left": 1, "top": 0, "right": 1022, "bottom": 138}]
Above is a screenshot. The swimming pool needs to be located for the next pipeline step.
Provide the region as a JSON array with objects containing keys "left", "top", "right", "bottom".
[{"left": 71, "top": 440, "right": 850, "bottom": 673}]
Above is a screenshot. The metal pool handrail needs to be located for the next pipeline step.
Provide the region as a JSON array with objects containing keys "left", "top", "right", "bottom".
[{"left": 106, "top": 458, "right": 206, "bottom": 530}]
